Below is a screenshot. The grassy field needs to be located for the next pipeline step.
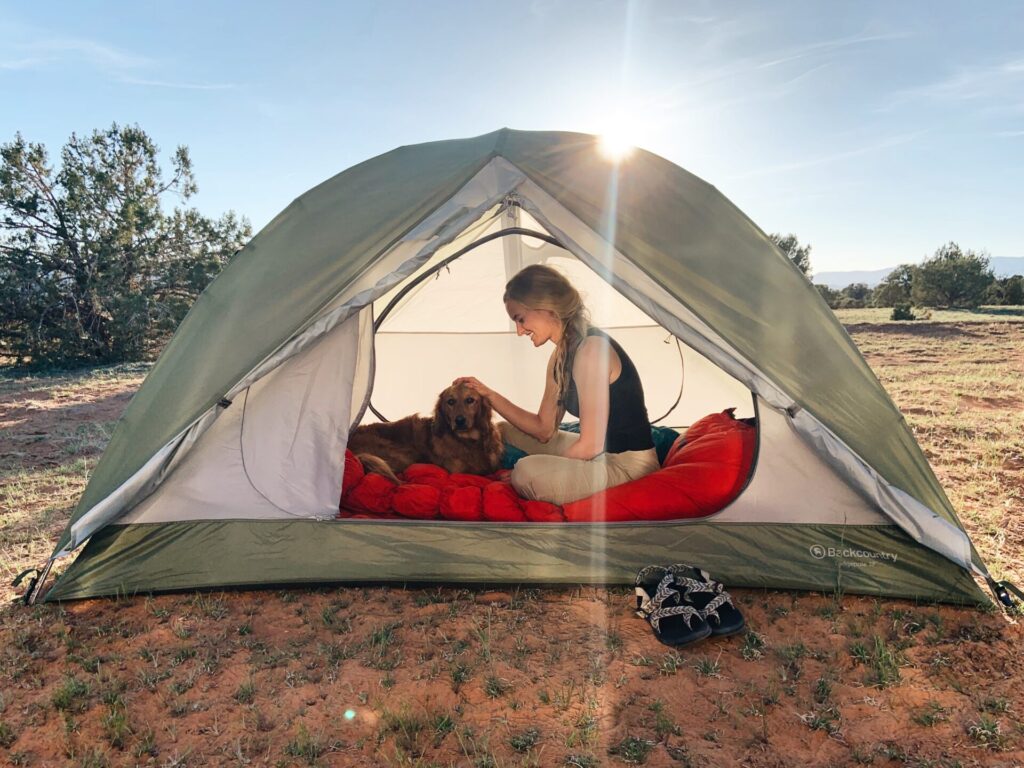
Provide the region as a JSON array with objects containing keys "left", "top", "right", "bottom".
[
  {"left": 0, "top": 317, "right": 1022, "bottom": 767},
  {"left": 833, "top": 306, "right": 1024, "bottom": 326}
]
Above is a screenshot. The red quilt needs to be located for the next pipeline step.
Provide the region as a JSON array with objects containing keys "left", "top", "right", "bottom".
[{"left": 339, "top": 410, "right": 755, "bottom": 523}]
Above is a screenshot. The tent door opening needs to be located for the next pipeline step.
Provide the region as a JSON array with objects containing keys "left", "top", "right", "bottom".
[{"left": 366, "top": 210, "right": 756, "bottom": 431}]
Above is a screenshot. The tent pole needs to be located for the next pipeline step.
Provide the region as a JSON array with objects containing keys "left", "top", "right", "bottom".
[
  {"left": 372, "top": 227, "right": 564, "bottom": 332},
  {"left": 368, "top": 227, "right": 564, "bottom": 422}
]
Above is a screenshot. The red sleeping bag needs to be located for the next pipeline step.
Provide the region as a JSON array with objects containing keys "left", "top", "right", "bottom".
[
  {"left": 339, "top": 410, "right": 756, "bottom": 523},
  {"left": 562, "top": 410, "right": 756, "bottom": 522}
]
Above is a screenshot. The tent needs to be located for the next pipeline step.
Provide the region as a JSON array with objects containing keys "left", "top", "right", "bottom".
[{"left": 36, "top": 128, "right": 1001, "bottom": 605}]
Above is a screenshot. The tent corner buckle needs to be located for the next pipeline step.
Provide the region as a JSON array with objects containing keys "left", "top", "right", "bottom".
[{"left": 13, "top": 559, "right": 54, "bottom": 606}]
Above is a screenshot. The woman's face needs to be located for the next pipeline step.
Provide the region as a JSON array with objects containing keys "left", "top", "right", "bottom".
[{"left": 505, "top": 299, "right": 563, "bottom": 346}]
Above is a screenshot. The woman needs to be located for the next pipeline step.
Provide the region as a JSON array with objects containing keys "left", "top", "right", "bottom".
[{"left": 456, "top": 264, "right": 659, "bottom": 505}]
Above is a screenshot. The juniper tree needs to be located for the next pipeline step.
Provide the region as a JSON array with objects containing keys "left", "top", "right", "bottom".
[
  {"left": 769, "top": 232, "right": 813, "bottom": 277},
  {"left": 0, "top": 123, "right": 250, "bottom": 366},
  {"left": 911, "top": 242, "right": 994, "bottom": 309},
  {"left": 872, "top": 264, "right": 916, "bottom": 307}
]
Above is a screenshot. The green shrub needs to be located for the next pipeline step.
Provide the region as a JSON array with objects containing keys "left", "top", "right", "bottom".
[
  {"left": 51, "top": 676, "right": 90, "bottom": 711},
  {"left": 891, "top": 303, "right": 916, "bottom": 320},
  {"left": 0, "top": 720, "right": 17, "bottom": 748}
]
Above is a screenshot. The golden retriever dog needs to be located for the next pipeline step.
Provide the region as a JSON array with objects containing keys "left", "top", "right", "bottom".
[{"left": 348, "top": 383, "right": 504, "bottom": 482}]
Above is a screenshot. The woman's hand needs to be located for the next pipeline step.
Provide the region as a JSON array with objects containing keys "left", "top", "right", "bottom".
[
  {"left": 453, "top": 376, "right": 494, "bottom": 401},
  {"left": 457, "top": 358, "right": 560, "bottom": 442}
]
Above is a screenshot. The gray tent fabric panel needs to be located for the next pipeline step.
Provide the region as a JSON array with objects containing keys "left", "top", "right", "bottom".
[{"left": 47, "top": 520, "right": 985, "bottom": 604}]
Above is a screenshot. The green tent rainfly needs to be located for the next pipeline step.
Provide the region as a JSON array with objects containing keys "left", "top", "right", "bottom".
[{"left": 35, "top": 129, "right": 1007, "bottom": 605}]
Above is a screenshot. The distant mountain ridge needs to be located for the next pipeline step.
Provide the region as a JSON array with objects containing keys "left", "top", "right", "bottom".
[{"left": 815, "top": 256, "right": 1024, "bottom": 288}]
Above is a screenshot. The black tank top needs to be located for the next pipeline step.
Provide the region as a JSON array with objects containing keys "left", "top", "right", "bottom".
[{"left": 562, "top": 328, "right": 654, "bottom": 454}]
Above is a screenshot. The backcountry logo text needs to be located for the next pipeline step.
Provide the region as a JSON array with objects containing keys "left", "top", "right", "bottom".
[{"left": 809, "top": 545, "right": 898, "bottom": 563}]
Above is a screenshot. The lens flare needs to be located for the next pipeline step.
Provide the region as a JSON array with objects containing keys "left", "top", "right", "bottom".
[{"left": 598, "top": 130, "right": 635, "bottom": 161}]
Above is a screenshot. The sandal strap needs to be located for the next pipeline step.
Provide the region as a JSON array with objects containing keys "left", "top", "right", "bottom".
[
  {"left": 652, "top": 572, "right": 680, "bottom": 608},
  {"left": 635, "top": 572, "right": 681, "bottom": 618},
  {"left": 701, "top": 590, "right": 734, "bottom": 624},
  {"left": 672, "top": 575, "right": 719, "bottom": 600},
  {"left": 634, "top": 564, "right": 670, "bottom": 588},
  {"left": 667, "top": 563, "right": 720, "bottom": 586},
  {"left": 648, "top": 603, "right": 704, "bottom": 634}
]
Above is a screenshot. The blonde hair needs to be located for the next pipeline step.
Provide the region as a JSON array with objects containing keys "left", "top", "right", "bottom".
[{"left": 504, "top": 264, "right": 590, "bottom": 408}]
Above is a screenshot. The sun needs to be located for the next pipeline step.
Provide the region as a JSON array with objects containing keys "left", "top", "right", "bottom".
[
  {"left": 598, "top": 128, "right": 636, "bottom": 161},
  {"left": 596, "top": 114, "right": 641, "bottom": 161}
]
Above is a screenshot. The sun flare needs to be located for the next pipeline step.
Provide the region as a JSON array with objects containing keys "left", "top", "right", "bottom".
[{"left": 598, "top": 129, "right": 636, "bottom": 161}]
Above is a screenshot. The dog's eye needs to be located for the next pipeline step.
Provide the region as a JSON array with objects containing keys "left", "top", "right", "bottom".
[
  {"left": 465, "top": 397, "right": 475, "bottom": 405},
  {"left": 446, "top": 398, "right": 456, "bottom": 406}
]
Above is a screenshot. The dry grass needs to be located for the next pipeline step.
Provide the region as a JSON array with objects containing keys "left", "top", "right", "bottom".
[
  {"left": 0, "top": 363, "right": 147, "bottom": 591},
  {"left": 833, "top": 305, "right": 1024, "bottom": 326},
  {"left": 0, "top": 324, "right": 1022, "bottom": 766},
  {"left": 843, "top": 321, "right": 1024, "bottom": 585}
]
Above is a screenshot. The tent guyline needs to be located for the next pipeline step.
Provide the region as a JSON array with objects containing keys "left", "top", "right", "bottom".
[{"left": 24, "top": 128, "right": 1018, "bottom": 609}]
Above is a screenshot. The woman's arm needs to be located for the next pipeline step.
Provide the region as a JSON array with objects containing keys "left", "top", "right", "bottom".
[
  {"left": 455, "top": 354, "right": 561, "bottom": 442},
  {"left": 562, "top": 337, "right": 614, "bottom": 460}
]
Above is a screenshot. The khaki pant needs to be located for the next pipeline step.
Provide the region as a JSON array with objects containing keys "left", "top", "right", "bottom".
[{"left": 502, "top": 422, "right": 660, "bottom": 505}]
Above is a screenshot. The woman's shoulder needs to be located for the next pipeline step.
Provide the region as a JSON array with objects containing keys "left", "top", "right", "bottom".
[
  {"left": 577, "top": 333, "right": 608, "bottom": 354},
  {"left": 574, "top": 332, "right": 620, "bottom": 367},
  {"left": 581, "top": 326, "right": 615, "bottom": 348}
]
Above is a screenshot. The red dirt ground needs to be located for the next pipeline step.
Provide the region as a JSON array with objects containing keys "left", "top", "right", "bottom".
[{"left": 1, "top": 327, "right": 1022, "bottom": 767}]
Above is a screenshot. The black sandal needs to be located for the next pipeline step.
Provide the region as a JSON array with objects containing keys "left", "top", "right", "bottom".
[
  {"left": 665, "top": 564, "right": 746, "bottom": 637},
  {"left": 634, "top": 566, "right": 712, "bottom": 648}
]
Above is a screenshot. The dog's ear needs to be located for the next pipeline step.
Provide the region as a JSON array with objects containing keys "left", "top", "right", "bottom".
[
  {"left": 476, "top": 395, "right": 493, "bottom": 428},
  {"left": 432, "top": 391, "right": 449, "bottom": 436},
  {"left": 481, "top": 401, "right": 503, "bottom": 472}
]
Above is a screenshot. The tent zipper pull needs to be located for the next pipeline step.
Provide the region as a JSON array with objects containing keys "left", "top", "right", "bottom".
[{"left": 989, "top": 578, "right": 1024, "bottom": 609}]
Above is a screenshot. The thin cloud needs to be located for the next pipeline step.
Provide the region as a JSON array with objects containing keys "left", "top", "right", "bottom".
[
  {"left": 676, "top": 14, "right": 717, "bottom": 25},
  {"left": 646, "top": 30, "right": 899, "bottom": 114},
  {"left": 645, "top": 58, "right": 830, "bottom": 120},
  {"left": 121, "top": 77, "right": 236, "bottom": 91},
  {"left": 6, "top": 30, "right": 240, "bottom": 92},
  {"left": 1, "top": 57, "right": 48, "bottom": 70},
  {"left": 723, "top": 132, "right": 926, "bottom": 181},
  {"left": 777, "top": 61, "right": 831, "bottom": 88},
  {"left": 994, "top": 129, "right": 1024, "bottom": 137},
  {"left": 754, "top": 31, "right": 910, "bottom": 70},
  {"left": 660, "top": 11, "right": 719, "bottom": 26},
  {"left": 891, "top": 55, "right": 1024, "bottom": 105},
  {"left": 21, "top": 37, "right": 154, "bottom": 71}
]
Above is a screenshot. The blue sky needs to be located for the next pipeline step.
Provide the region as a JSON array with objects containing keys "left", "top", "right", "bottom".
[{"left": 2, "top": 1, "right": 1022, "bottom": 273}]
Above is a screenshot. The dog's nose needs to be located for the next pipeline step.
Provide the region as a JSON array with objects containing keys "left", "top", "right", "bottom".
[{"left": 455, "top": 415, "right": 467, "bottom": 428}]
